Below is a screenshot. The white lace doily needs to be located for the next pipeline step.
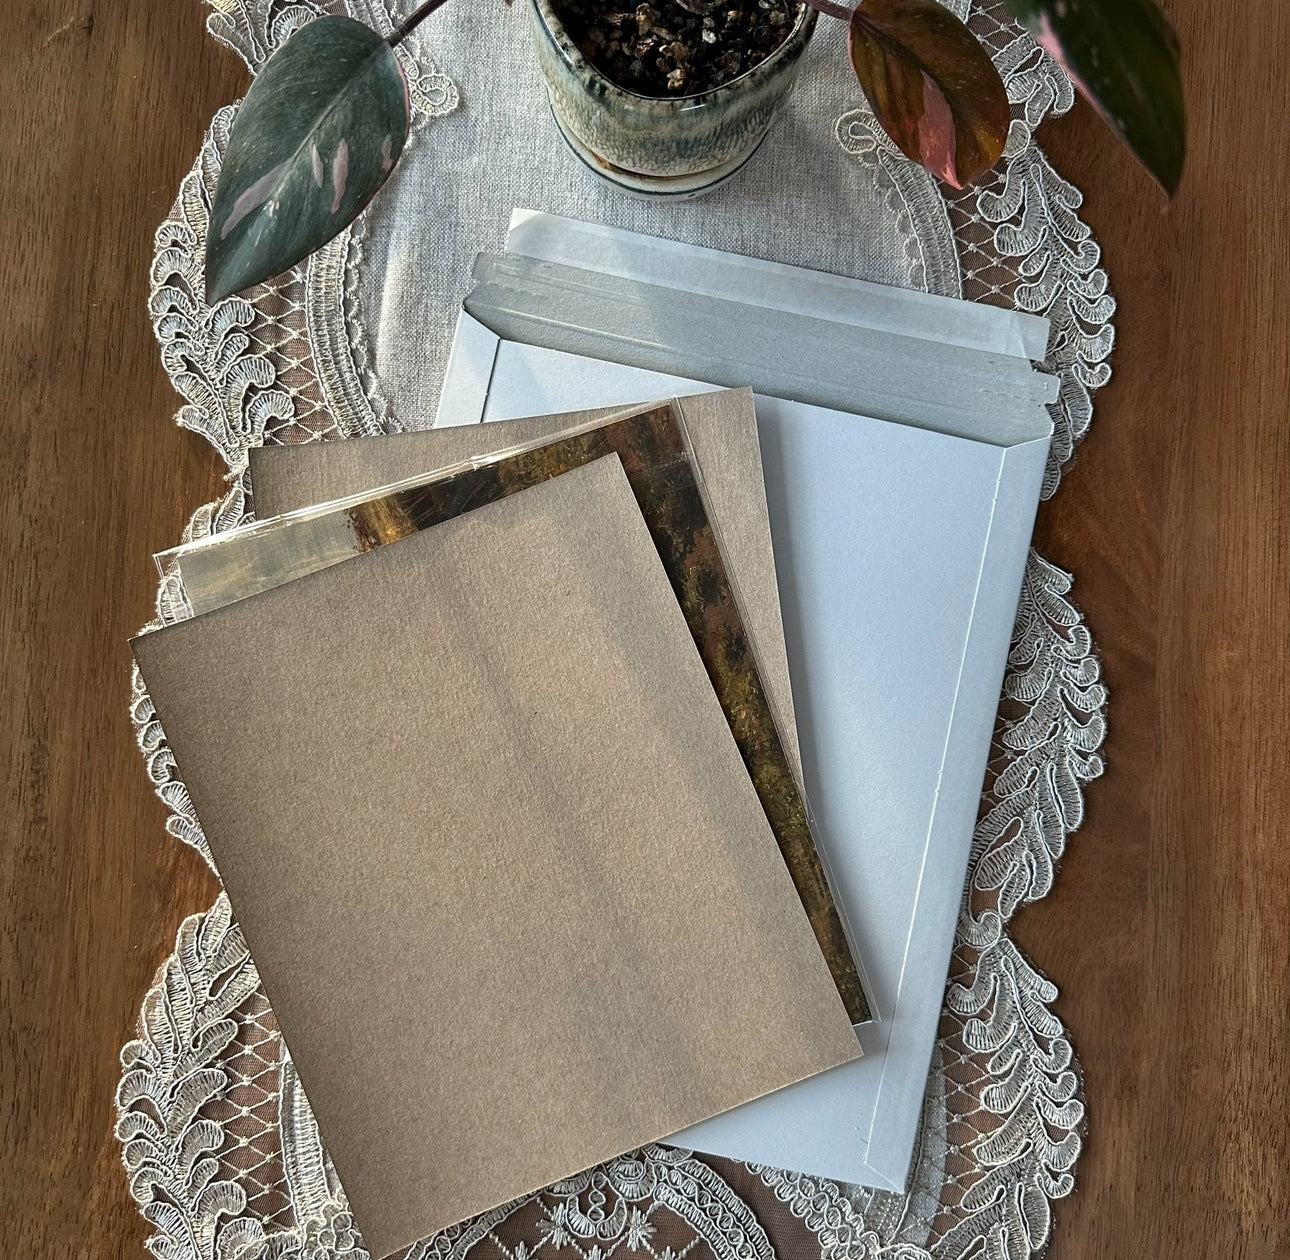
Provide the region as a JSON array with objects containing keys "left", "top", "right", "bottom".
[{"left": 119, "top": 2, "right": 1111, "bottom": 1257}]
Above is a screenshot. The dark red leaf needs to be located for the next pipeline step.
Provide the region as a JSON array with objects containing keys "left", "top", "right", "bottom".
[{"left": 848, "top": 0, "right": 1011, "bottom": 189}]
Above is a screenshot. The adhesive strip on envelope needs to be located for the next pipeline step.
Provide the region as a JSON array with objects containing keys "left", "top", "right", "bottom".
[
  {"left": 463, "top": 253, "right": 1057, "bottom": 447},
  {"left": 506, "top": 208, "right": 1051, "bottom": 362}
]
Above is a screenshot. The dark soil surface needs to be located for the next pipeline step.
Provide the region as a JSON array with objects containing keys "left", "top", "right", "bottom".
[{"left": 553, "top": 0, "right": 802, "bottom": 97}]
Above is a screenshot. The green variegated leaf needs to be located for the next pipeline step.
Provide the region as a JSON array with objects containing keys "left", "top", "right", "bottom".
[
  {"left": 848, "top": 0, "right": 1010, "bottom": 189},
  {"left": 205, "top": 16, "right": 409, "bottom": 303},
  {"left": 1005, "top": 0, "right": 1185, "bottom": 195}
]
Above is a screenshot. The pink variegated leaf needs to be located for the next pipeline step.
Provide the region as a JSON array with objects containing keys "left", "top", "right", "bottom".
[
  {"left": 205, "top": 16, "right": 409, "bottom": 303},
  {"left": 847, "top": 0, "right": 1010, "bottom": 189}
]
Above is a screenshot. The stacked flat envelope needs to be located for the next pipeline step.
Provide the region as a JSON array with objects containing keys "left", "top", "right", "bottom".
[
  {"left": 136, "top": 398, "right": 867, "bottom": 1258},
  {"left": 298, "top": 209, "right": 1054, "bottom": 1195}
]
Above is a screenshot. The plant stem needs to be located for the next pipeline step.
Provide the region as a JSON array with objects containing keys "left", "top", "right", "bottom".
[
  {"left": 388, "top": 0, "right": 453, "bottom": 48},
  {"left": 800, "top": 0, "right": 852, "bottom": 22}
]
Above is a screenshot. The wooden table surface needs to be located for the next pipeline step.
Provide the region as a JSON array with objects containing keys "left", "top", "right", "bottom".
[{"left": 2, "top": 0, "right": 1286, "bottom": 1254}]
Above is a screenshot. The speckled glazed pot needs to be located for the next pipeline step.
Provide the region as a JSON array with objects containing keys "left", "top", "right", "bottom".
[{"left": 530, "top": 0, "right": 817, "bottom": 197}]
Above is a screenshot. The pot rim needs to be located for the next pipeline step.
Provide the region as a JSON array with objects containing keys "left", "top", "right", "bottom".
[{"left": 531, "top": 0, "right": 818, "bottom": 110}]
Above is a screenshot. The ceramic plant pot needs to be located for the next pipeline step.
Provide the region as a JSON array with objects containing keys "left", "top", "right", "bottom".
[{"left": 529, "top": 0, "right": 817, "bottom": 198}]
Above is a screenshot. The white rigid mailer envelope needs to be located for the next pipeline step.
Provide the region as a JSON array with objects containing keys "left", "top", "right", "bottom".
[{"left": 433, "top": 213, "right": 1055, "bottom": 1194}]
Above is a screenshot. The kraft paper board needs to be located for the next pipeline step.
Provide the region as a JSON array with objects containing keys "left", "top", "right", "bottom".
[{"left": 132, "top": 456, "right": 861, "bottom": 1259}]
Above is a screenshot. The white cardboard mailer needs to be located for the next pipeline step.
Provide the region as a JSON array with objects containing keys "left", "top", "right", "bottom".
[{"left": 435, "top": 211, "right": 1056, "bottom": 1194}]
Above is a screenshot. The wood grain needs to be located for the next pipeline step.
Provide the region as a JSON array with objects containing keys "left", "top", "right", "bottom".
[
  {"left": 0, "top": 0, "right": 1286, "bottom": 1256},
  {"left": 0, "top": 1, "right": 238, "bottom": 1254},
  {"left": 1023, "top": 1, "right": 1290, "bottom": 1253}
]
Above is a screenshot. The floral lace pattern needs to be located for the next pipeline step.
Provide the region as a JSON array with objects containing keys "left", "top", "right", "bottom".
[{"left": 119, "top": 3, "right": 1111, "bottom": 1258}]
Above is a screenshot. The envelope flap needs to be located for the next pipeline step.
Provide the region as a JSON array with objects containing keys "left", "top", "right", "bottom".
[
  {"left": 507, "top": 209, "right": 1051, "bottom": 361},
  {"left": 465, "top": 253, "right": 1056, "bottom": 447}
]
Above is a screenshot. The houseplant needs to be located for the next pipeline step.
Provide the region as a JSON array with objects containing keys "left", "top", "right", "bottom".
[
  {"left": 528, "top": 0, "right": 821, "bottom": 196},
  {"left": 204, "top": 0, "right": 1185, "bottom": 303}
]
